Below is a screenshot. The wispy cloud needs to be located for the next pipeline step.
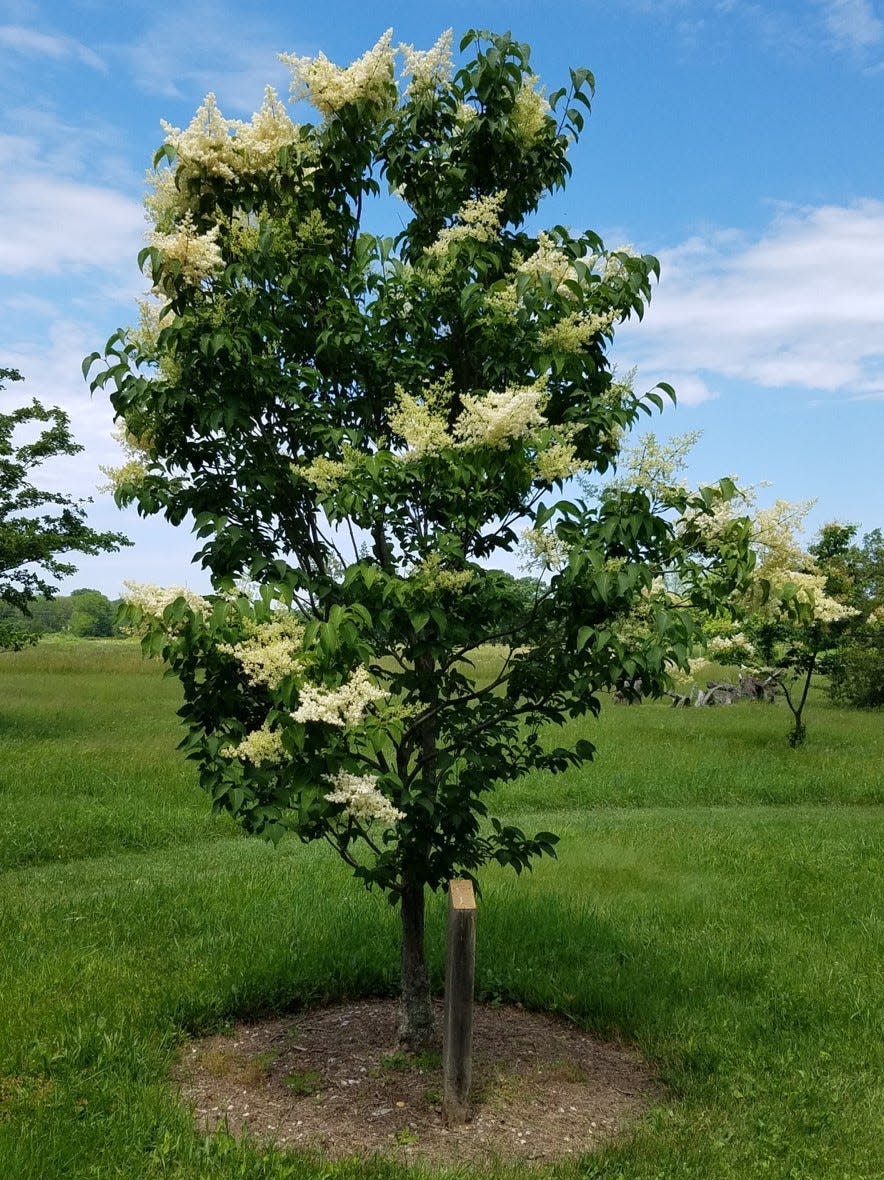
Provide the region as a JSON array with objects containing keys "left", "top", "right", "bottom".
[
  {"left": 617, "top": 0, "right": 884, "bottom": 62},
  {"left": 122, "top": 3, "right": 291, "bottom": 112},
  {"left": 819, "top": 0, "right": 884, "bottom": 52},
  {"left": 618, "top": 200, "right": 884, "bottom": 403},
  {"left": 0, "top": 22, "right": 106, "bottom": 70},
  {"left": 0, "top": 172, "right": 142, "bottom": 277}
]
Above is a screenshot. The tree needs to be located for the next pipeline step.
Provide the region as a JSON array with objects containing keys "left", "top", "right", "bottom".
[
  {"left": 604, "top": 433, "right": 867, "bottom": 741},
  {"left": 0, "top": 367, "right": 129, "bottom": 651},
  {"left": 695, "top": 499, "right": 858, "bottom": 744},
  {"left": 68, "top": 588, "right": 117, "bottom": 638},
  {"left": 812, "top": 524, "right": 884, "bottom": 709},
  {"left": 87, "top": 30, "right": 752, "bottom": 1047}
]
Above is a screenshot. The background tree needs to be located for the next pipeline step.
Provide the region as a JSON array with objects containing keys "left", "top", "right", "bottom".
[
  {"left": 811, "top": 524, "right": 884, "bottom": 709},
  {"left": 0, "top": 367, "right": 129, "bottom": 652},
  {"left": 68, "top": 588, "right": 117, "bottom": 638},
  {"left": 89, "top": 30, "right": 752, "bottom": 1047},
  {"left": 695, "top": 498, "right": 859, "bottom": 744},
  {"left": 0, "top": 589, "right": 122, "bottom": 639},
  {"left": 605, "top": 433, "right": 869, "bottom": 740}
]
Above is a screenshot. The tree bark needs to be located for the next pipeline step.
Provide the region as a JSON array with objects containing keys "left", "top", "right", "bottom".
[{"left": 398, "top": 879, "right": 436, "bottom": 1050}]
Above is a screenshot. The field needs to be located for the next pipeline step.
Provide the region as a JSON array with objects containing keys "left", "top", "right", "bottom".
[{"left": 1, "top": 640, "right": 882, "bottom": 1178}]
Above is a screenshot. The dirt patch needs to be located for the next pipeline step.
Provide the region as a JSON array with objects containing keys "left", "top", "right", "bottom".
[{"left": 174, "top": 999, "right": 662, "bottom": 1168}]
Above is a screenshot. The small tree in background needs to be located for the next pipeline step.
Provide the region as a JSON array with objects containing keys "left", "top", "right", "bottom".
[
  {"left": 0, "top": 367, "right": 129, "bottom": 652},
  {"left": 692, "top": 491, "right": 858, "bottom": 744},
  {"left": 88, "top": 30, "right": 752, "bottom": 1046},
  {"left": 811, "top": 524, "right": 884, "bottom": 709}
]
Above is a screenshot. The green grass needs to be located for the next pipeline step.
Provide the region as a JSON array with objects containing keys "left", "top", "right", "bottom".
[{"left": 1, "top": 642, "right": 882, "bottom": 1178}]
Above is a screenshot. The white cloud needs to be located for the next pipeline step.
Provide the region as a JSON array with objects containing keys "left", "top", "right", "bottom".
[
  {"left": 0, "top": 22, "right": 105, "bottom": 70},
  {"left": 618, "top": 199, "right": 884, "bottom": 402},
  {"left": 122, "top": 4, "right": 289, "bottom": 112},
  {"left": 819, "top": 0, "right": 884, "bottom": 51},
  {"left": 0, "top": 173, "right": 142, "bottom": 276}
]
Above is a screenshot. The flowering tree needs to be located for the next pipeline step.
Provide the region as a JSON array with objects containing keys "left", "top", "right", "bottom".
[
  {"left": 679, "top": 487, "right": 859, "bottom": 743},
  {"left": 1, "top": 366, "right": 128, "bottom": 652},
  {"left": 87, "top": 30, "right": 752, "bottom": 1046}
]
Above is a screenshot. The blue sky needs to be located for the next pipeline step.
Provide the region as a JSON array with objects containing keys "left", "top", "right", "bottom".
[{"left": 2, "top": 0, "right": 883, "bottom": 595}]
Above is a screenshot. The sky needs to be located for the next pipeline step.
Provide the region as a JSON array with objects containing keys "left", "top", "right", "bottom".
[{"left": 2, "top": 0, "right": 883, "bottom": 596}]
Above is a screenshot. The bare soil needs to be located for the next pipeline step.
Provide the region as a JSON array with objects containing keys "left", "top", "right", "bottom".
[{"left": 174, "top": 999, "right": 662, "bottom": 1168}]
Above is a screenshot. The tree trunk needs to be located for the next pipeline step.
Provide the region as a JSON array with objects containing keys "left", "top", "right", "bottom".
[{"left": 398, "top": 879, "right": 436, "bottom": 1050}]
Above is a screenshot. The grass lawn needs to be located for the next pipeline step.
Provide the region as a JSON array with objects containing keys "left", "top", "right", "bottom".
[{"left": 1, "top": 641, "right": 881, "bottom": 1178}]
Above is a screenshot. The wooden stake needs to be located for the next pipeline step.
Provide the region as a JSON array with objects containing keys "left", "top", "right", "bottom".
[{"left": 443, "top": 878, "right": 476, "bottom": 1126}]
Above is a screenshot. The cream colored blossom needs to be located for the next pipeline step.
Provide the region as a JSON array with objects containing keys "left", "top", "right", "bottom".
[
  {"left": 122, "top": 581, "right": 210, "bottom": 618},
  {"left": 223, "top": 724, "right": 286, "bottom": 765},
  {"left": 483, "top": 281, "right": 520, "bottom": 319},
  {"left": 99, "top": 457, "right": 148, "bottom": 494},
  {"left": 299, "top": 454, "right": 349, "bottom": 493},
  {"left": 425, "top": 191, "right": 507, "bottom": 258},
  {"left": 145, "top": 165, "right": 191, "bottom": 228},
  {"left": 234, "top": 87, "right": 300, "bottom": 172},
  {"left": 292, "top": 666, "right": 387, "bottom": 727},
  {"left": 390, "top": 387, "right": 452, "bottom": 457},
  {"left": 324, "top": 771, "right": 404, "bottom": 826},
  {"left": 511, "top": 76, "right": 550, "bottom": 144},
  {"left": 534, "top": 439, "right": 581, "bottom": 482},
  {"left": 160, "top": 93, "right": 240, "bottom": 180},
  {"left": 768, "top": 570, "right": 859, "bottom": 624},
  {"left": 411, "top": 553, "right": 473, "bottom": 594},
  {"left": 455, "top": 102, "right": 478, "bottom": 126},
  {"left": 454, "top": 386, "right": 547, "bottom": 448},
  {"left": 400, "top": 29, "right": 453, "bottom": 95},
  {"left": 753, "top": 500, "right": 814, "bottom": 575},
  {"left": 520, "top": 527, "right": 568, "bottom": 571},
  {"left": 219, "top": 614, "right": 305, "bottom": 691},
  {"left": 707, "top": 632, "right": 756, "bottom": 659},
  {"left": 540, "top": 311, "right": 615, "bottom": 353},
  {"left": 517, "top": 232, "right": 578, "bottom": 292},
  {"left": 602, "top": 245, "right": 639, "bottom": 282},
  {"left": 282, "top": 30, "right": 395, "bottom": 118},
  {"left": 130, "top": 298, "right": 175, "bottom": 356},
  {"left": 149, "top": 212, "right": 223, "bottom": 290}
]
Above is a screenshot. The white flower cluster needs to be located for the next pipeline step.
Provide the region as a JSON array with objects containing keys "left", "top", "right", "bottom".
[
  {"left": 236, "top": 87, "right": 303, "bottom": 172},
  {"left": 160, "top": 93, "right": 240, "bottom": 181},
  {"left": 223, "top": 724, "right": 286, "bottom": 765},
  {"left": 707, "top": 632, "right": 756, "bottom": 658},
  {"left": 511, "top": 76, "right": 550, "bottom": 145},
  {"left": 534, "top": 438, "right": 581, "bottom": 483},
  {"left": 324, "top": 770, "right": 404, "bottom": 826},
  {"left": 400, "top": 29, "right": 453, "bottom": 96},
  {"left": 282, "top": 30, "right": 395, "bottom": 118},
  {"left": 601, "top": 245, "right": 639, "bottom": 282},
  {"left": 149, "top": 212, "right": 223, "bottom": 291},
  {"left": 389, "top": 389, "right": 452, "bottom": 458},
  {"left": 454, "top": 386, "right": 548, "bottom": 448},
  {"left": 100, "top": 457, "right": 148, "bottom": 494},
  {"left": 148, "top": 90, "right": 302, "bottom": 229},
  {"left": 425, "top": 191, "right": 508, "bottom": 258},
  {"left": 219, "top": 614, "right": 305, "bottom": 691},
  {"left": 520, "top": 526, "right": 569, "bottom": 571},
  {"left": 122, "top": 581, "right": 210, "bottom": 618},
  {"left": 299, "top": 454, "right": 349, "bottom": 493},
  {"left": 540, "top": 310, "right": 615, "bottom": 354},
  {"left": 410, "top": 553, "right": 473, "bottom": 594},
  {"left": 770, "top": 571, "right": 859, "bottom": 624},
  {"left": 517, "top": 232, "right": 578, "bottom": 292},
  {"left": 292, "top": 666, "right": 388, "bottom": 727},
  {"left": 390, "top": 381, "right": 551, "bottom": 460}
]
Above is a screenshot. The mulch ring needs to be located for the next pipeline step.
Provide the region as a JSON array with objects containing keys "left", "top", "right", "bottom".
[{"left": 174, "top": 998, "right": 662, "bottom": 1168}]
